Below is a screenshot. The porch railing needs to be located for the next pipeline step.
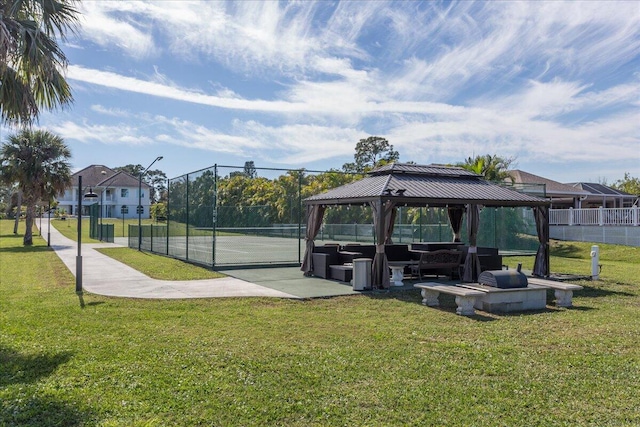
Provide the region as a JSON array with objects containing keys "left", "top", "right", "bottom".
[{"left": 550, "top": 207, "right": 639, "bottom": 226}]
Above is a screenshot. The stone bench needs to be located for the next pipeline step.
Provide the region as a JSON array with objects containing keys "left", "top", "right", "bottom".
[
  {"left": 414, "top": 283, "right": 484, "bottom": 316},
  {"left": 526, "top": 277, "right": 583, "bottom": 307}
]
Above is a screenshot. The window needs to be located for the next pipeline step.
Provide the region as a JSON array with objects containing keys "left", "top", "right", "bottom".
[{"left": 121, "top": 189, "right": 129, "bottom": 198}]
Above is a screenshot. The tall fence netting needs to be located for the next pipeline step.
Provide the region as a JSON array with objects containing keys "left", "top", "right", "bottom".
[{"left": 131, "top": 165, "right": 540, "bottom": 267}]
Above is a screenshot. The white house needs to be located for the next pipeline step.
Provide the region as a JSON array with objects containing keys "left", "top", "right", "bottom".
[{"left": 56, "top": 165, "right": 152, "bottom": 219}]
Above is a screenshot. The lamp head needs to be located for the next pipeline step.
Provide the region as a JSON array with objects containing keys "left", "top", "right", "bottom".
[{"left": 84, "top": 187, "right": 98, "bottom": 199}]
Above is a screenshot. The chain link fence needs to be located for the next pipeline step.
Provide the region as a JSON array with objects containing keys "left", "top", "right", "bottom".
[
  {"left": 88, "top": 202, "right": 114, "bottom": 242},
  {"left": 130, "top": 165, "right": 540, "bottom": 267}
]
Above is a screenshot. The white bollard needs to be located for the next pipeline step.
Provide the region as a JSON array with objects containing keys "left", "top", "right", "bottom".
[{"left": 590, "top": 245, "right": 600, "bottom": 280}]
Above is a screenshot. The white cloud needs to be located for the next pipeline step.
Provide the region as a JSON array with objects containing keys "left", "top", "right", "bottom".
[
  {"left": 56, "top": 1, "right": 639, "bottom": 177},
  {"left": 235, "top": 121, "right": 362, "bottom": 164},
  {"left": 78, "top": 1, "right": 324, "bottom": 75},
  {"left": 376, "top": 1, "right": 640, "bottom": 101},
  {"left": 90, "top": 105, "right": 131, "bottom": 117},
  {"left": 50, "top": 111, "right": 264, "bottom": 158},
  {"left": 153, "top": 116, "right": 262, "bottom": 156},
  {"left": 51, "top": 121, "right": 154, "bottom": 146},
  {"left": 64, "top": 59, "right": 639, "bottom": 167},
  {"left": 66, "top": 65, "right": 465, "bottom": 120},
  {"left": 77, "top": 2, "right": 158, "bottom": 59},
  {"left": 67, "top": 65, "right": 299, "bottom": 113}
]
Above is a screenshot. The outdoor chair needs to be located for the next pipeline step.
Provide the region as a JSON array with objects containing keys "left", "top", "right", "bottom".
[{"left": 411, "top": 249, "right": 462, "bottom": 280}]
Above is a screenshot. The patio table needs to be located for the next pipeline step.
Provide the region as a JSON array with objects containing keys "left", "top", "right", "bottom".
[{"left": 388, "top": 260, "right": 419, "bottom": 286}]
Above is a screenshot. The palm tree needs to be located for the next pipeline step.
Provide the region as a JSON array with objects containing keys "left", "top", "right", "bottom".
[
  {"left": 0, "top": 129, "right": 72, "bottom": 245},
  {"left": 458, "top": 154, "right": 515, "bottom": 182},
  {"left": 0, "top": 0, "right": 80, "bottom": 125}
]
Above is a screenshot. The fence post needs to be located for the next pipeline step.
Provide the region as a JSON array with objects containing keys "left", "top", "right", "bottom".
[
  {"left": 633, "top": 206, "right": 638, "bottom": 226},
  {"left": 186, "top": 173, "right": 189, "bottom": 261},
  {"left": 568, "top": 207, "right": 573, "bottom": 226},
  {"left": 166, "top": 177, "right": 170, "bottom": 256},
  {"left": 598, "top": 206, "right": 604, "bottom": 226}
]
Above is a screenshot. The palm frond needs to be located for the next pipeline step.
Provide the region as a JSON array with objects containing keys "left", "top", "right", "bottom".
[{"left": 0, "top": 0, "right": 78, "bottom": 125}]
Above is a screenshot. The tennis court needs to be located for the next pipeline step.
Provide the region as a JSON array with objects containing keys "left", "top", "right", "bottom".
[{"left": 135, "top": 226, "right": 306, "bottom": 267}]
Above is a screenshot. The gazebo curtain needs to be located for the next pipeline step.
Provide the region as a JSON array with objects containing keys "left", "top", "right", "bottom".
[
  {"left": 385, "top": 206, "right": 397, "bottom": 244},
  {"left": 301, "top": 199, "right": 550, "bottom": 285},
  {"left": 447, "top": 206, "right": 465, "bottom": 242},
  {"left": 370, "top": 199, "right": 395, "bottom": 288},
  {"left": 532, "top": 206, "right": 550, "bottom": 277},
  {"left": 462, "top": 204, "right": 482, "bottom": 282},
  {"left": 300, "top": 204, "right": 326, "bottom": 276}
]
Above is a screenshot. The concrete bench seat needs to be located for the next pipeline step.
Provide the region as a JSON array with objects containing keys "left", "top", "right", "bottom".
[
  {"left": 526, "top": 277, "right": 583, "bottom": 307},
  {"left": 414, "top": 283, "right": 484, "bottom": 316}
]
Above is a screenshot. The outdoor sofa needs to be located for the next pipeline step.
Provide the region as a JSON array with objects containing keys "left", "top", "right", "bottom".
[{"left": 311, "top": 243, "right": 503, "bottom": 283}]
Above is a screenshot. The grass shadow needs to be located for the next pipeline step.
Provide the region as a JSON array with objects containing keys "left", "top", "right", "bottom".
[
  {"left": 550, "top": 243, "right": 586, "bottom": 259},
  {"left": 562, "top": 305, "right": 595, "bottom": 312},
  {"left": 0, "top": 345, "right": 73, "bottom": 386},
  {"left": 50, "top": 244, "right": 74, "bottom": 250},
  {"left": 86, "top": 301, "right": 106, "bottom": 307},
  {"left": 575, "top": 284, "right": 635, "bottom": 298},
  {"left": 76, "top": 292, "right": 106, "bottom": 309},
  {"left": 0, "top": 395, "right": 96, "bottom": 427},
  {"left": 363, "top": 288, "right": 497, "bottom": 321},
  {"left": 0, "top": 233, "right": 24, "bottom": 239},
  {"left": 0, "top": 246, "right": 53, "bottom": 254}
]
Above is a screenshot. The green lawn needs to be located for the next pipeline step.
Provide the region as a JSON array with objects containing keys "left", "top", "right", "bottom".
[
  {"left": 94, "top": 247, "right": 226, "bottom": 281},
  {"left": 50, "top": 217, "right": 158, "bottom": 241},
  {"left": 1, "top": 219, "right": 639, "bottom": 426},
  {"left": 51, "top": 218, "right": 210, "bottom": 241}
]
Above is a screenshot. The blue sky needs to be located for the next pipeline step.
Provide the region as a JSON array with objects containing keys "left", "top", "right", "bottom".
[{"left": 7, "top": 1, "right": 640, "bottom": 183}]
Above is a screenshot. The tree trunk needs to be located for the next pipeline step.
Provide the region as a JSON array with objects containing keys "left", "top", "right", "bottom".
[
  {"left": 13, "top": 191, "right": 22, "bottom": 234},
  {"left": 23, "top": 200, "right": 35, "bottom": 245}
]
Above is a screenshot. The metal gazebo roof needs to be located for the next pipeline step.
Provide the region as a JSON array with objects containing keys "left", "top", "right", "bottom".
[{"left": 304, "top": 163, "right": 549, "bottom": 207}]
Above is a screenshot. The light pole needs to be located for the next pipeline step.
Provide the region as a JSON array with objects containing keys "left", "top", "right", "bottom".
[
  {"left": 76, "top": 176, "right": 98, "bottom": 293},
  {"left": 99, "top": 171, "right": 105, "bottom": 240},
  {"left": 138, "top": 156, "right": 163, "bottom": 251},
  {"left": 47, "top": 202, "right": 51, "bottom": 246}
]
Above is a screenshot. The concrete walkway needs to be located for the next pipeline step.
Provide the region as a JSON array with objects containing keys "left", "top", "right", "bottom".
[{"left": 41, "top": 218, "right": 299, "bottom": 300}]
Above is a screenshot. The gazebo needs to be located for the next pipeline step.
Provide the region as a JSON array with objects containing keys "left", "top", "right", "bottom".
[{"left": 301, "top": 163, "right": 551, "bottom": 288}]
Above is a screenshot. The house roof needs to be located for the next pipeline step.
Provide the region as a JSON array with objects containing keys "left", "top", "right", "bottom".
[
  {"left": 508, "top": 170, "right": 589, "bottom": 197},
  {"left": 568, "top": 182, "right": 637, "bottom": 198},
  {"left": 71, "top": 165, "right": 148, "bottom": 188},
  {"left": 305, "top": 163, "right": 549, "bottom": 207}
]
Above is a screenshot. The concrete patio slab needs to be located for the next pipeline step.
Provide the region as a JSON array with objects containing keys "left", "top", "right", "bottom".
[{"left": 222, "top": 267, "right": 361, "bottom": 299}]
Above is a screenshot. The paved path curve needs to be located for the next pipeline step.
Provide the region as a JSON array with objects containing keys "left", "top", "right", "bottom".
[{"left": 41, "top": 218, "right": 298, "bottom": 300}]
